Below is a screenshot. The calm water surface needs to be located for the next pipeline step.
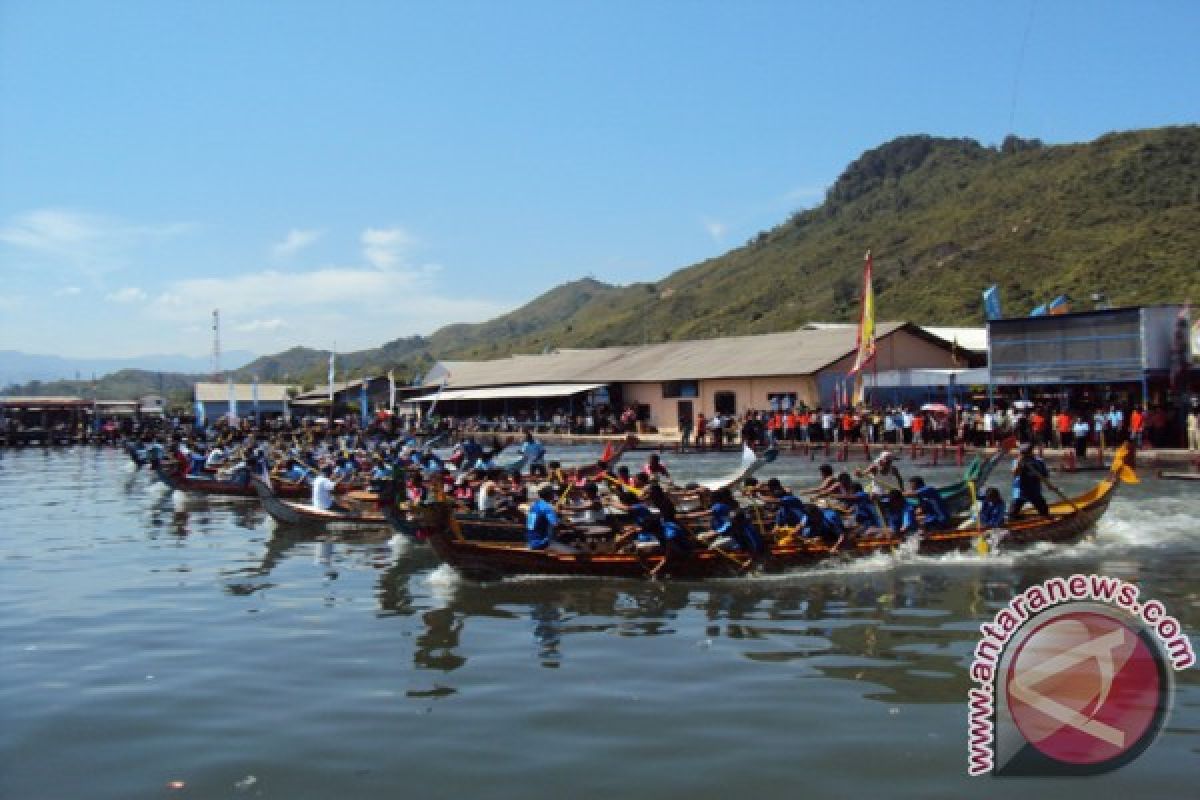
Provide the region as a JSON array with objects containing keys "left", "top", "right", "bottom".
[{"left": 1, "top": 446, "right": 1197, "bottom": 799}]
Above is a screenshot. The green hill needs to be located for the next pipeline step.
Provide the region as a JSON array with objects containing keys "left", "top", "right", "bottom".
[
  {"left": 469, "top": 126, "right": 1199, "bottom": 352},
  {"left": 9, "top": 125, "right": 1198, "bottom": 402}
]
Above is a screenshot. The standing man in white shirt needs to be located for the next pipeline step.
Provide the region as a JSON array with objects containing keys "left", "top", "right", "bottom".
[{"left": 311, "top": 464, "right": 343, "bottom": 511}]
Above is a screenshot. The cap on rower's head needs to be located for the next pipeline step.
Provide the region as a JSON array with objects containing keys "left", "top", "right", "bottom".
[
  {"left": 878, "top": 451, "right": 894, "bottom": 462},
  {"left": 1019, "top": 442, "right": 1034, "bottom": 454}
]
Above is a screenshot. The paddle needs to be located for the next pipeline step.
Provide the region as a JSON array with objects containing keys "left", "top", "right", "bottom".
[
  {"left": 711, "top": 546, "right": 753, "bottom": 574},
  {"left": 968, "top": 479, "right": 989, "bottom": 555}
]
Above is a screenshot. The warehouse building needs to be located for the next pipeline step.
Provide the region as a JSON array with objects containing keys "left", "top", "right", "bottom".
[{"left": 417, "top": 322, "right": 974, "bottom": 432}]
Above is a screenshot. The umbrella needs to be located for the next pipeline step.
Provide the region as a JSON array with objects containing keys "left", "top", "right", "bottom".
[{"left": 920, "top": 403, "right": 951, "bottom": 414}]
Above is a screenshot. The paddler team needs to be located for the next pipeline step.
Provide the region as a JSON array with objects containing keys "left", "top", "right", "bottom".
[
  {"left": 499, "top": 442, "right": 1010, "bottom": 568},
  {"left": 148, "top": 425, "right": 1027, "bottom": 572}
]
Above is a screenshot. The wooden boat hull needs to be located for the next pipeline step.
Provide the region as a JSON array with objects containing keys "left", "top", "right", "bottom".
[
  {"left": 154, "top": 459, "right": 312, "bottom": 499},
  {"left": 425, "top": 531, "right": 837, "bottom": 581},
  {"left": 251, "top": 476, "right": 388, "bottom": 531},
  {"left": 427, "top": 445, "right": 1134, "bottom": 581}
]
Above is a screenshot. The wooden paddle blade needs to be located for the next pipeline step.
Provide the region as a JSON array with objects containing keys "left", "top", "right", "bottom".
[
  {"left": 975, "top": 535, "right": 990, "bottom": 556},
  {"left": 1118, "top": 465, "right": 1139, "bottom": 485},
  {"left": 963, "top": 455, "right": 983, "bottom": 482}
]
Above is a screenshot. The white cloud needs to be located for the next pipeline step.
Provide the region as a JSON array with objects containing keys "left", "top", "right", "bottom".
[
  {"left": 0, "top": 208, "right": 194, "bottom": 273},
  {"left": 702, "top": 218, "right": 728, "bottom": 242},
  {"left": 106, "top": 287, "right": 148, "bottom": 303},
  {"left": 234, "top": 318, "right": 286, "bottom": 333},
  {"left": 271, "top": 228, "right": 322, "bottom": 259},
  {"left": 146, "top": 263, "right": 506, "bottom": 349},
  {"left": 361, "top": 226, "right": 416, "bottom": 270},
  {"left": 54, "top": 286, "right": 82, "bottom": 296}
]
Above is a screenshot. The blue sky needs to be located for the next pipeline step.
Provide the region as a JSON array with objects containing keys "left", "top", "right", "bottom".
[{"left": 1, "top": 0, "right": 1196, "bottom": 360}]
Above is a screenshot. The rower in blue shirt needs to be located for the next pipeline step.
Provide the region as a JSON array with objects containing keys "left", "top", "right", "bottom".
[
  {"left": 773, "top": 487, "right": 808, "bottom": 528},
  {"left": 525, "top": 485, "right": 560, "bottom": 550},
  {"left": 816, "top": 506, "right": 847, "bottom": 547},
  {"left": 979, "top": 487, "right": 1006, "bottom": 529},
  {"left": 830, "top": 481, "right": 881, "bottom": 533},
  {"left": 701, "top": 489, "right": 765, "bottom": 557},
  {"left": 881, "top": 489, "right": 919, "bottom": 538},
  {"left": 520, "top": 432, "right": 547, "bottom": 468},
  {"left": 907, "top": 476, "right": 950, "bottom": 530}
]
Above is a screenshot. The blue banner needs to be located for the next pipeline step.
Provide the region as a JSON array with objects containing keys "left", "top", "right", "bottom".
[{"left": 982, "top": 285, "right": 1002, "bottom": 320}]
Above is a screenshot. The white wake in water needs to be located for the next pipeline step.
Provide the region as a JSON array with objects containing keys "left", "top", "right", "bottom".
[
  {"left": 421, "top": 564, "right": 463, "bottom": 606},
  {"left": 738, "top": 492, "right": 1198, "bottom": 583}
]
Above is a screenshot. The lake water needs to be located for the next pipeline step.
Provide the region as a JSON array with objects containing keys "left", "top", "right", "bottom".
[{"left": 1, "top": 446, "right": 1196, "bottom": 799}]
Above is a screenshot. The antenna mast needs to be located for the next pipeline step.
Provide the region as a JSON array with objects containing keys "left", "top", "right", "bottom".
[{"left": 211, "top": 309, "right": 222, "bottom": 381}]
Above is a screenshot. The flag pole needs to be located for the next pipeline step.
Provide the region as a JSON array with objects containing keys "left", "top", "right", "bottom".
[
  {"left": 328, "top": 342, "right": 336, "bottom": 424},
  {"left": 849, "top": 249, "right": 875, "bottom": 407}
]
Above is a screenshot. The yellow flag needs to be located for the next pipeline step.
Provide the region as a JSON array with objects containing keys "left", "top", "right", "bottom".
[{"left": 850, "top": 250, "right": 876, "bottom": 376}]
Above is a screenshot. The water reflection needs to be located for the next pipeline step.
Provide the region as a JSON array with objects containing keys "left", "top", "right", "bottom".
[
  {"left": 413, "top": 607, "right": 466, "bottom": 672},
  {"left": 145, "top": 492, "right": 265, "bottom": 535},
  {"left": 392, "top": 551, "right": 1200, "bottom": 705}
]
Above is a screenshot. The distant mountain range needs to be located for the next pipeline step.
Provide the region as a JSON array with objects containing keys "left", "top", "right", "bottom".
[
  {"left": 0, "top": 350, "right": 256, "bottom": 389},
  {"left": 7, "top": 125, "right": 1198, "bottom": 404}
]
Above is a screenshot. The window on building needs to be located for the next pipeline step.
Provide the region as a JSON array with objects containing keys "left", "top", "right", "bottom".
[
  {"left": 767, "top": 392, "right": 797, "bottom": 411},
  {"left": 714, "top": 391, "right": 737, "bottom": 415},
  {"left": 661, "top": 381, "right": 698, "bottom": 399}
]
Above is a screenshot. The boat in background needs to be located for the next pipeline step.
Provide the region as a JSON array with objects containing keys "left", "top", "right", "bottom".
[
  {"left": 252, "top": 474, "right": 388, "bottom": 531},
  {"left": 153, "top": 454, "right": 315, "bottom": 499}
]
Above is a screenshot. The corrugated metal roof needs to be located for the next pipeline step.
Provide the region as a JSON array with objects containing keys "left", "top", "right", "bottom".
[
  {"left": 431, "top": 322, "right": 916, "bottom": 388},
  {"left": 0, "top": 396, "right": 88, "bottom": 407},
  {"left": 409, "top": 383, "right": 607, "bottom": 402},
  {"left": 293, "top": 376, "right": 387, "bottom": 401},
  {"left": 921, "top": 326, "right": 988, "bottom": 353},
  {"left": 194, "top": 383, "right": 293, "bottom": 403}
]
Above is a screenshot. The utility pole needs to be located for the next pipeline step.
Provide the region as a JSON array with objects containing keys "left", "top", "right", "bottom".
[{"left": 211, "top": 309, "right": 222, "bottom": 381}]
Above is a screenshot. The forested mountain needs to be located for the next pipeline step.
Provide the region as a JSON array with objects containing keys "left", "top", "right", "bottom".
[{"left": 9, "top": 126, "right": 1197, "bottom": 401}]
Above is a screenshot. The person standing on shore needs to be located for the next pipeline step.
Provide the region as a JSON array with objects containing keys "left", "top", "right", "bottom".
[
  {"left": 1056, "top": 409, "right": 1073, "bottom": 451},
  {"left": 709, "top": 413, "right": 724, "bottom": 451},
  {"left": 1130, "top": 406, "right": 1145, "bottom": 448},
  {"left": 678, "top": 413, "right": 693, "bottom": 452},
  {"left": 1187, "top": 404, "right": 1200, "bottom": 452},
  {"left": 1072, "top": 415, "right": 1091, "bottom": 460}
]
